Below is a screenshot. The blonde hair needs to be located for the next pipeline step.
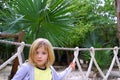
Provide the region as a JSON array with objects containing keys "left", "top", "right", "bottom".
[{"left": 28, "top": 38, "right": 55, "bottom": 67}]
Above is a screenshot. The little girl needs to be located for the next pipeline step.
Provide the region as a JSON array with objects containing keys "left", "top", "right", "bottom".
[{"left": 12, "top": 38, "right": 75, "bottom": 80}]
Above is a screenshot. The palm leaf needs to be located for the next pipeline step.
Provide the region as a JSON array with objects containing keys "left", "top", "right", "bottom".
[{"left": 1, "top": 0, "right": 79, "bottom": 46}]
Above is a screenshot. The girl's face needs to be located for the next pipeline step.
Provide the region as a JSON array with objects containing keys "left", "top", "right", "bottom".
[{"left": 34, "top": 46, "right": 48, "bottom": 68}]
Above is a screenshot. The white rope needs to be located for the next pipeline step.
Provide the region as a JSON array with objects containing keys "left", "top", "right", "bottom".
[
  {"left": 1, "top": 39, "right": 120, "bottom": 51},
  {"left": 89, "top": 47, "right": 105, "bottom": 79},
  {"left": 85, "top": 49, "right": 94, "bottom": 78},
  {"left": 17, "top": 42, "right": 25, "bottom": 66},
  {"left": 74, "top": 47, "right": 88, "bottom": 80},
  {"left": 64, "top": 47, "right": 80, "bottom": 80},
  {"left": 0, "top": 42, "right": 25, "bottom": 70},
  {"left": 0, "top": 39, "right": 30, "bottom": 47},
  {"left": 104, "top": 47, "right": 119, "bottom": 79},
  {"left": 114, "top": 47, "right": 120, "bottom": 71}
]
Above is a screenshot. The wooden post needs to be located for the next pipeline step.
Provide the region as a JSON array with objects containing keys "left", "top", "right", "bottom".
[
  {"left": 115, "top": 0, "right": 120, "bottom": 45},
  {"left": 4, "top": 31, "right": 25, "bottom": 80}
]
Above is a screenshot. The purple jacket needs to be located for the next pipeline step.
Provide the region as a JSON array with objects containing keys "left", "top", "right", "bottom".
[{"left": 12, "top": 62, "right": 71, "bottom": 80}]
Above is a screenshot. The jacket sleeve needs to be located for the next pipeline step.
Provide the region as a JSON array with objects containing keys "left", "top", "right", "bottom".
[
  {"left": 11, "top": 63, "right": 29, "bottom": 80},
  {"left": 51, "top": 66, "right": 72, "bottom": 80},
  {"left": 58, "top": 66, "right": 72, "bottom": 80}
]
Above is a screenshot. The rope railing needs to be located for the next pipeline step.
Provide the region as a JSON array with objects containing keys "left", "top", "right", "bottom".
[
  {"left": 0, "top": 42, "right": 25, "bottom": 70},
  {"left": 0, "top": 40, "right": 30, "bottom": 47},
  {"left": 0, "top": 40, "right": 120, "bottom": 80},
  {"left": 66, "top": 47, "right": 120, "bottom": 80},
  {"left": 0, "top": 39, "right": 119, "bottom": 51}
]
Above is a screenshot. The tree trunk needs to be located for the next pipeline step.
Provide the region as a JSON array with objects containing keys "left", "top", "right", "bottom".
[{"left": 115, "top": 0, "right": 120, "bottom": 45}]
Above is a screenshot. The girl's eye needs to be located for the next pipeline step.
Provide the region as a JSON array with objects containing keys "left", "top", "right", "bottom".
[{"left": 42, "top": 52, "right": 46, "bottom": 55}]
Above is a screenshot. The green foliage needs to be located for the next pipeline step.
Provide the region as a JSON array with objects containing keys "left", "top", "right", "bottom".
[
  {"left": 77, "top": 0, "right": 116, "bottom": 27},
  {"left": 81, "top": 28, "right": 115, "bottom": 70},
  {"left": 0, "top": 41, "right": 15, "bottom": 61},
  {"left": 0, "top": 0, "right": 80, "bottom": 46},
  {"left": 65, "top": 22, "right": 94, "bottom": 47},
  {"left": 95, "top": 50, "right": 112, "bottom": 69}
]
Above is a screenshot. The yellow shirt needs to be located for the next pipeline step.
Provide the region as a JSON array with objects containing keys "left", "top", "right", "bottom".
[{"left": 34, "top": 67, "right": 52, "bottom": 80}]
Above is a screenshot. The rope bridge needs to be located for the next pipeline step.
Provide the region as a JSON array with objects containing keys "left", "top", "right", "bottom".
[{"left": 0, "top": 40, "right": 120, "bottom": 80}]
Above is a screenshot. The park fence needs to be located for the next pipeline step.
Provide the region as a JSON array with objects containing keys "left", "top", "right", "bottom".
[{"left": 0, "top": 40, "right": 120, "bottom": 80}]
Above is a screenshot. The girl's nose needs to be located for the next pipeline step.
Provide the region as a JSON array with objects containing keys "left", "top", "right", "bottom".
[{"left": 38, "top": 53, "right": 42, "bottom": 58}]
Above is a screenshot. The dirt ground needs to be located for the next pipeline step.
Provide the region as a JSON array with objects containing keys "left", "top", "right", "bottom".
[{"left": 0, "top": 66, "right": 11, "bottom": 80}]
